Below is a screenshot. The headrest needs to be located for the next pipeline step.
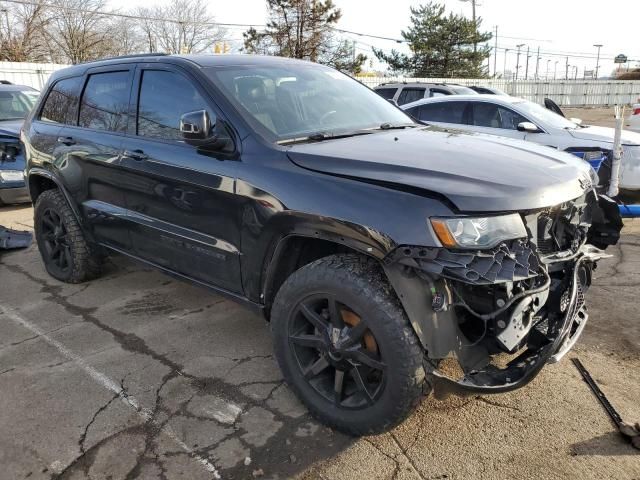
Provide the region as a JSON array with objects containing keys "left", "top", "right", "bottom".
[{"left": 236, "top": 77, "right": 267, "bottom": 103}]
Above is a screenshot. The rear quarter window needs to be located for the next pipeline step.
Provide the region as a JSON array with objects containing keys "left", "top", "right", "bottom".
[
  {"left": 397, "top": 88, "right": 426, "bottom": 106},
  {"left": 375, "top": 87, "right": 398, "bottom": 100},
  {"left": 39, "top": 77, "right": 83, "bottom": 125}
]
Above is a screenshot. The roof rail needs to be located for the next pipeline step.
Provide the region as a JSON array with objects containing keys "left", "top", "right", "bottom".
[{"left": 77, "top": 53, "right": 169, "bottom": 65}]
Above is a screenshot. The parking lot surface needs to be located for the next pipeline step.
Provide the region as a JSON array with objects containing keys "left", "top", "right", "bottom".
[{"left": 1, "top": 108, "right": 639, "bottom": 479}]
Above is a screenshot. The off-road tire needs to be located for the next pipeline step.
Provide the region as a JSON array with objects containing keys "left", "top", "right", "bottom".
[
  {"left": 271, "top": 253, "right": 429, "bottom": 436},
  {"left": 34, "top": 189, "right": 102, "bottom": 283}
]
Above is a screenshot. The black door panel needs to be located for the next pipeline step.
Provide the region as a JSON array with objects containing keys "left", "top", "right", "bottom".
[{"left": 120, "top": 67, "right": 242, "bottom": 293}]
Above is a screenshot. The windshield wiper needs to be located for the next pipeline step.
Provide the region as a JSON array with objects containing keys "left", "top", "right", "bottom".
[
  {"left": 278, "top": 130, "right": 374, "bottom": 145},
  {"left": 378, "top": 122, "right": 418, "bottom": 130}
]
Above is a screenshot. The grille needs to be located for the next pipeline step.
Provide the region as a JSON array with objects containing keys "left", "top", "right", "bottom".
[{"left": 411, "top": 239, "right": 541, "bottom": 285}]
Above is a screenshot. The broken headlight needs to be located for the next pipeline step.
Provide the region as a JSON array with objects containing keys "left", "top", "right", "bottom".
[{"left": 430, "top": 214, "right": 527, "bottom": 249}]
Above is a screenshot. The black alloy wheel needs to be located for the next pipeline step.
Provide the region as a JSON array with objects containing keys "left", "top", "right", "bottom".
[
  {"left": 271, "top": 254, "right": 428, "bottom": 436},
  {"left": 39, "top": 207, "right": 72, "bottom": 275},
  {"left": 34, "top": 189, "right": 102, "bottom": 283},
  {"left": 288, "top": 295, "right": 386, "bottom": 409}
]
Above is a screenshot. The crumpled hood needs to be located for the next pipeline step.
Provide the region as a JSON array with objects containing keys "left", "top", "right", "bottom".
[
  {"left": 569, "top": 125, "right": 640, "bottom": 146},
  {"left": 287, "top": 127, "right": 592, "bottom": 212},
  {"left": 0, "top": 120, "right": 22, "bottom": 138}
]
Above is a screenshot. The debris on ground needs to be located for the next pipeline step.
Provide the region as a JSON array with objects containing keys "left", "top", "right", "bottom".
[
  {"left": 572, "top": 358, "right": 640, "bottom": 450},
  {"left": 0, "top": 226, "right": 32, "bottom": 250}
]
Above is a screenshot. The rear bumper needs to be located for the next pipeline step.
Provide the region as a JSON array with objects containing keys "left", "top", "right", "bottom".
[{"left": 0, "top": 185, "right": 31, "bottom": 205}]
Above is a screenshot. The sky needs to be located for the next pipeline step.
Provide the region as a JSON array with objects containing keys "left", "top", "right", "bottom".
[{"left": 109, "top": 0, "right": 639, "bottom": 78}]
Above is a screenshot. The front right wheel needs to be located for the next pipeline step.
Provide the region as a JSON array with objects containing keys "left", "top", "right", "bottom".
[{"left": 271, "top": 254, "right": 428, "bottom": 436}]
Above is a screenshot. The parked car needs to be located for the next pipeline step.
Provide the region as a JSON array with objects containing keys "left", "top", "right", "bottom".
[
  {"left": 0, "top": 83, "right": 39, "bottom": 205},
  {"left": 469, "top": 85, "right": 509, "bottom": 95},
  {"left": 627, "top": 101, "right": 640, "bottom": 133},
  {"left": 23, "top": 54, "right": 621, "bottom": 435},
  {"left": 373, "top": 82, "right": 477, "bottom": 106},
  {"left": 402, "top": 95, "right": 640, "bottom": 193}
]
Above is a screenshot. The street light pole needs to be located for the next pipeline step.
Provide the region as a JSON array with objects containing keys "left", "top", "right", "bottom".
[
  {"left": 503, "top": 48, "right": 510, "bottom": 78},
  {"left": 546, "top": 59, "right": 551, "bottom": 79},
  {"left": 534, "top": 46, "right": 540, "bottom": 79},
  {"left": 593, "top": 44, "right": 603, "bottom": 79},
  {"left": 524, "top": 46, "right": 530, "bottom": 79},
  {"left": 515, "top": 44, "right": 525, "bottom": 80}
]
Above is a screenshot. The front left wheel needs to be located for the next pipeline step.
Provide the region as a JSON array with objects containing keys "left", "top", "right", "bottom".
[
  {"left": 34, "top": 189, "right": 102, "bottom": 283},
  {"left": 271, "top": 254, "right": 429, "bottom": 436}
]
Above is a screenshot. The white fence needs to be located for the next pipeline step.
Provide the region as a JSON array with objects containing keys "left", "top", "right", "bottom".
[
  {"left": 0, "top": 61, "right": 69, "bottom": 90},
  {"left": 356, "top": 77, "right": 640, "bottom": 107}
]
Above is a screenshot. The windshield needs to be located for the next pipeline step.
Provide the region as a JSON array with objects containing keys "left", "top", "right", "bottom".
[
  {"left": 205, "top": 63, "right": 413, "bottom": 142},
  {"left": 514, "top": 100, "right": 578, "bottom": 130},
  {"left": 0, "top": 89, "right": 39, "bottom": 121}
]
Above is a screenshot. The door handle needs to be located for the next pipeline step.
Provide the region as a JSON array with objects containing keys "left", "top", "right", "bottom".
[
  {"left": 56, "top": 136, "right": 75, "bottom": 146},
  {"left": 123, "top": 149, "right": 148, "bottom": 161}
]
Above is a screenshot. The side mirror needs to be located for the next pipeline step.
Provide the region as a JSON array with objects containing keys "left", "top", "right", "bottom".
[
  {"left": 517, "top": 121, "right": 541, "bottom": 133},
  {"left": 180, "top": 110, "right": 211, "bottom": 142},
  {"left": 570, "top": 117, "right": 583, "bottom": 125},
  {"left": 180, "top": 110, "right": 232, "bottom": 151}
]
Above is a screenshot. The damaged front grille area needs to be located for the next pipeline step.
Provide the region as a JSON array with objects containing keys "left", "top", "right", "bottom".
[{"left": 387, "top": 239, "right": 541, "bottom": 285}]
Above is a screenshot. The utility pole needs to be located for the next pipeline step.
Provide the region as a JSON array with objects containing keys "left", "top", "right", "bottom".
[
  {"left": 515, "top": 44, "right": 525, "bottom": 80},
  {"left": 554, "top": 60, "right": 558, "bottom": 80},
  {"left": 534, "top": 47, "right": 540, "bottom": 79},
  {"left": 524, "top": 46, "right": 530, "bottom": 80},
  {"left": 593, "top": 44, "right": 603, "bottom": 79},
  {"left": 573, "top": 66, "right": 578, "bottom": 80},
  {"left": 459, "top": 0, "right": 478, "bottom": 52},
  {"left": 565, "top": 56, "right": 569, "bottom": 80},
  {"left": 493, "top": 26, "right": 498, "bottom": 77},
  {"left": 503, "top": 48, "right": 510, "bottom": 78},
  {"left": 546, "top": 59, "right": 551, "bottom": 80}
]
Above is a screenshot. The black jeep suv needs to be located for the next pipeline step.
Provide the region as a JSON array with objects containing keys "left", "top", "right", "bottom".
[{"left": 23, "top": 54, "right": 621, "bottom": 435}]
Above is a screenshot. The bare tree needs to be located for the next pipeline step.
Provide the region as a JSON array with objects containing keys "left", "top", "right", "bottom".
[
  {"left": 135, "top": 0, "right": 224, "bottom": 54},
  {"left": 105, "top": 16, "right": 145, "bottom": 56},
  {"left": 0, "top": 0, "right": 51, "bottom": 62},
  {"left": 47, "top": 0, "right": 113, "bottom": 64}
]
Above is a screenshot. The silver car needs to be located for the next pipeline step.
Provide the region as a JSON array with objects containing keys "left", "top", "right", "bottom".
[{"left": 402, "top": 95, "right": 640, "bottom": 192}]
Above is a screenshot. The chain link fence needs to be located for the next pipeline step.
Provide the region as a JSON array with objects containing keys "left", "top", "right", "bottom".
[{"left": 356, "top": 77, "right": 640, "bottom": 107}]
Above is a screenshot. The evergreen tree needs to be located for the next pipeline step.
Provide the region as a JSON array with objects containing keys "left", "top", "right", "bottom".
[
  {"left": 374, "top": 2, "right": 492, "bottom": 77},
  {"left": 243, "top": 0, "right": 367, "bottom": 74}
]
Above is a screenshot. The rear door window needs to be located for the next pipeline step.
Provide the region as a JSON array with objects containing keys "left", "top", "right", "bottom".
[
  {"left": 417, "top": 102, "right": 468, "bottom": 124},
  {"left": 79, "top": 71, "right": 131, "bottom": 133},
  {"left": 397, "top": 88, "right": 426, "bottom": 105},
  {"left": 136, "top": 70, "right": 210, "bottom": 141},
  {"left": 40, "top": 77, "right": 82, "bottom": 125},
  {"left": 375, "top": 88, "right": 397, "bottom": 100}
]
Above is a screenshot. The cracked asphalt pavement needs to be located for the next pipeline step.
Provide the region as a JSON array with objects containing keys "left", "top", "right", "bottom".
[{"left": 0, "top": 110, "right": 639, "bottom": 480}]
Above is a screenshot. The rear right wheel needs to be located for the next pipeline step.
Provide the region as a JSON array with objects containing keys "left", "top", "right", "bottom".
[{"left": 271, "top": 254, "right": 428, "bottom": 436}]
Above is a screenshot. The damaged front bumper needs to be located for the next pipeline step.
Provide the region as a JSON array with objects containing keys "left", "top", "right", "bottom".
[{"left": 384, "top": 193, "right": 622, "bottom": 395}]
